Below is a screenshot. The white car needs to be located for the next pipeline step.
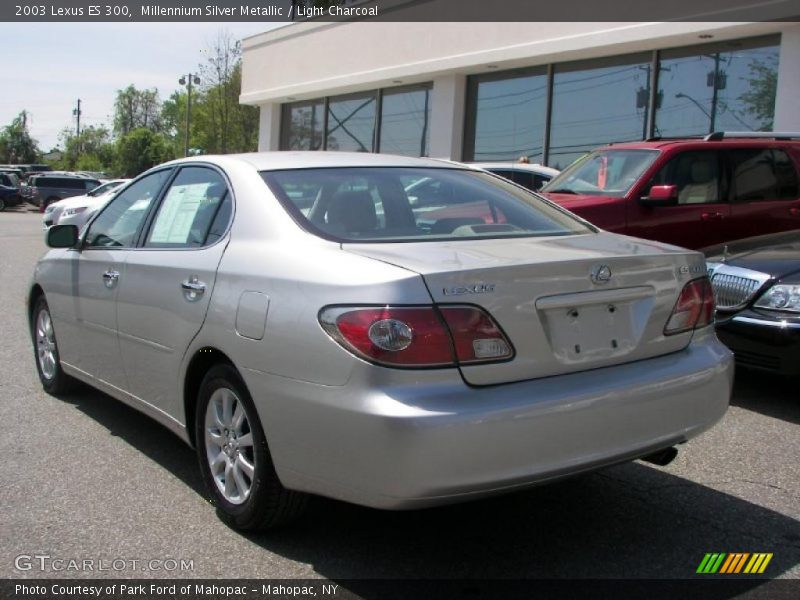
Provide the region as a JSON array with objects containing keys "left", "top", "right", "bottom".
[
  {"left": 470, "top": 161, "right": 560, "bottom": 191},
  {"left": 42, "top": 179, "right": 130, "bottom": 232}
]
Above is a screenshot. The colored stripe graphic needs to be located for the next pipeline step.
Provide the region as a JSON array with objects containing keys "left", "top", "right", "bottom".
[
  {"left": 720, "top": 553, "right": 749, "bottom": 573},
  {"left": 744, "top": 553, "right": 773, "bottom": 574},
  {"left": 697, "top": 553, "right": 726, "bottom": 574},
  {"left": 697, "top": 553, "right": 773, "bottom": 574}
]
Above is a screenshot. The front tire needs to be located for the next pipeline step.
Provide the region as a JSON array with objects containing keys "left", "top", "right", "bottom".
[
  {"left": 0, "top": 197, "right": 6, "bottom": 211},
  {"left": 195, "top": 364, "right": 307, "bottom": 530},
  {"left": 31, "top": 296, "right": 75, "bottom": 395}
]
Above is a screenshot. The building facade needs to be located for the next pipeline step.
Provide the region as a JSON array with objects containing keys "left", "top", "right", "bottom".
[{"left": 241, "top": 20, "right": 800, "bottom": 168}]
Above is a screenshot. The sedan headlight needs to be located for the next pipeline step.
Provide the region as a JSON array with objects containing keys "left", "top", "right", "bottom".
[
  {"left": 754, "top": 284, "right": 800, "bottom": 313},
  {"left": 62, "top": 206, "right": 87, "bottom": 217}
]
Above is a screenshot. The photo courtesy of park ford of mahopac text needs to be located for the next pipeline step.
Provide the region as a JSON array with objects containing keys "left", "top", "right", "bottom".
[{"left": 1, "top": 0, "right": 799, "bottom": 599}]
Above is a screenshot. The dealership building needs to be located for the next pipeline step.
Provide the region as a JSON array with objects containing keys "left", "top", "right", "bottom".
[{"left": 241, "top": 18, "right": 800, "bottom": 169}]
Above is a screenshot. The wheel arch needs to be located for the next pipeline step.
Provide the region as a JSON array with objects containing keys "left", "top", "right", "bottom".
[
  {"left": 183, "top": 346, "right": 236, "bottom": 447},
  {"left": 27, "top": 284, "right": 45, "bottom": 326}
]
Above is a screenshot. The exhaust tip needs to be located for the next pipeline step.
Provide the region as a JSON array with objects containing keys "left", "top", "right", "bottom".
[{"left": 641, "top": 446, "right": 678, "bottom": 467}]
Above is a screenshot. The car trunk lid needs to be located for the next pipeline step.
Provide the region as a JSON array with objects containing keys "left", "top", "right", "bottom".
[{"left": 343, "top": 232, "right": 705, "bottom": 385}]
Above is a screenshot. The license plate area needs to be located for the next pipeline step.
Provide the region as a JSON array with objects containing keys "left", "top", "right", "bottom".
[{"left": 536, "top": 287, "right": 654, "bottom": 365}]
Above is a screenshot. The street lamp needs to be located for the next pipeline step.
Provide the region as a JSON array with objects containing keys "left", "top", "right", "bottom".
[{"left": 178, "top": 73, "right": 201, "bottom": 157}]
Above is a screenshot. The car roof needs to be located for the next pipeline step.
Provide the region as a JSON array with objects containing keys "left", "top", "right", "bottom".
[
  {"left": 165, "top": 152, "right": 472, "bottom": 172},
  {"left": 597, "top": 134, "right": 800, "bottom": 152},
  {"left": 470, "top": 162, "right": 560, "bottom": 176}
]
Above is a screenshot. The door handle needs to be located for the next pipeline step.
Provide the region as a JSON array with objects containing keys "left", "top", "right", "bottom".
[
  {"left": 102, "top": 270, "right": 120, "bottom": 289},
  {"left": 181, "top": 276, "right": 206, "bottom": 302},
  {"left": 790, "top": 207, "right": 799, "bottom": 217},
  {"left": 701, "top": 212, "right": 724, "bottom": 221}
]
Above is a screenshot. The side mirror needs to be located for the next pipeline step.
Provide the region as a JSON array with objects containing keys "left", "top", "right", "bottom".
[
  {"left": 640, "top": 185, "right": 678, "bottom": 207},
  {"left": 46, "top": 224, "right": 79, "bottom": 248}
]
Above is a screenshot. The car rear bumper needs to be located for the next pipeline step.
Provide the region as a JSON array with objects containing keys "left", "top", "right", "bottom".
[
  {"left": 244, "top": 329, "right": 733, "bottom": 509},
  {"left": 715, "top": 312, "right": 800, "bottom": 376}
]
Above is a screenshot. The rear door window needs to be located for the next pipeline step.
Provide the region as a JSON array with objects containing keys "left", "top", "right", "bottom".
[
  {"left": 728, "top": 148, "right": 799, "bottom": 202},
  {"left": 145, "top": 167, "right": 231, "bottom": 248}
]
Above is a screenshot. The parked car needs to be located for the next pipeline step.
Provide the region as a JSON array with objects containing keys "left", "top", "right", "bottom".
[
  {"left": 706, "top": 230, "right": 800, "bottom": 376},
  {"left": 0, "top": 172, "right": 23, "bottom": 211},
  {"left": 27, "top": 174, "right": 101, "bottom": 210},
  {"left": 541, "top": 132, "right": 800, "bottom": 249},
  {"left": 30, "top": 152, "right": 732, "bottom": 530},
  {"left": 42, "top": 179, "right": 130, "bottom": 230},
  {"left": 470, "top": 161, "right": 560, "bottom": 191}
]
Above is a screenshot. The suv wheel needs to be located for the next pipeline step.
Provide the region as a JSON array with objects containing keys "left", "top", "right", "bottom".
[
  {"left": 195, "top": 364, "right": 307, "bottom": 530},
  {"left": 31, "top": 296, "right": 75, "bottom": 395}
]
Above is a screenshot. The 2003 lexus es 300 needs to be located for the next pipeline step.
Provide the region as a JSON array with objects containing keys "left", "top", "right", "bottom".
[{"left": 29, "top": 153, "right": 733, "bottom": 530}]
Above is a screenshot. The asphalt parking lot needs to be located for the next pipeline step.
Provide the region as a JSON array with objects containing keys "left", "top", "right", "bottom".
[{"left": 1, "top": 209, "right": 798, "bottom": 583}]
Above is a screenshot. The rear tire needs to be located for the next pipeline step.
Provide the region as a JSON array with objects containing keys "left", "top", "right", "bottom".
[
  {"left": 31, "top": 296, "right": 75, "bottom": 395},
  {"left": 0, "top": 197, "right": 6, "bottom": 211},
  {"left": 195, "top": 364, "right": 307, "bottom": 530}
]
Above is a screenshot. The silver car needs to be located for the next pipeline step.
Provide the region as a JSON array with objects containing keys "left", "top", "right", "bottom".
[{"left": 29, "top": 153, "right": 733, "bottom": 530}]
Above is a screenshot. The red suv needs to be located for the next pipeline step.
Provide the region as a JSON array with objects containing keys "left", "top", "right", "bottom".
[{"left": 540, "top": 132, "right": 800, "bottom": 249}]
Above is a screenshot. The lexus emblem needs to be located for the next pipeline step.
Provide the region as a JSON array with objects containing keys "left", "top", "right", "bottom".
[{"left": 590, "top": 264, "right": 612, "bottom": 284}]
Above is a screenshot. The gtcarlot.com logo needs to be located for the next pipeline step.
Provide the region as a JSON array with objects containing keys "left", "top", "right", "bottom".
[
  {"left": 696, "top": 552, "right": 773, "bottom": 574},
  {"left": 14, "top": 554, "right": 194, "bottom": 573}
]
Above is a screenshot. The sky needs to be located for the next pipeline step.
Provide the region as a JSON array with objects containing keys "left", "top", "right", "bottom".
[{"left": 0, "top": 22, "right": 283, "bottom": 152}]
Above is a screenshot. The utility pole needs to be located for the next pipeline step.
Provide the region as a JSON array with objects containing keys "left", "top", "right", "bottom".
[
  {"left": 73, "top": 99, "right": 82, "bottom": 155},
  {"left": 179, "top": 73, "right": 200, "bottom": 157},
  {"left": 73, "top": 99, "right": 82, "bottom": 137}
]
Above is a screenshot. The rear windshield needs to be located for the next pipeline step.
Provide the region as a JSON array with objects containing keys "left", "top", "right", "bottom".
[
  {"left": 261, "top": 167, "right": 592, "bottom": 243},
  {"left": 543, "top": 149, "right": 659, "bottom": 197}
]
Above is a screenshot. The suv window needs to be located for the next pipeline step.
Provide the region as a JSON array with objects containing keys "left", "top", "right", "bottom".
[
  {"left": 649, "top": 150, "right": 722, "bottom": 205},
  {"left": 728, "top": 148, "right": 799, "bottom": 202},
  {"left": 85, "top": 171, "right": 171, "bottom": 248},
  {"left": 0, "top": 174, "right": 13, "bottom": 186},
  {"left": 145, "top": 167, "right": 231, "bottom": 248}
]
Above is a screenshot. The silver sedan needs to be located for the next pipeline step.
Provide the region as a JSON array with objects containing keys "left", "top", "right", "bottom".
[{"left": 29, "top": 152, "right": 733, "bottom": 530}]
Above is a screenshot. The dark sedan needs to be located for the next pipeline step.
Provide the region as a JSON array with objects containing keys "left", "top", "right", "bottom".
[{"left": 706, "top": 231, "right": 800, "bottom": 377}]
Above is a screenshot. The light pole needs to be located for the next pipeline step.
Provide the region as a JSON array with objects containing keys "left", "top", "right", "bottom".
[
  {"left": 675, "top": 92, "right": 713, "bottom": 122},
  {"left": 178, "top": 73, "right": 200, "bottom": 157}
]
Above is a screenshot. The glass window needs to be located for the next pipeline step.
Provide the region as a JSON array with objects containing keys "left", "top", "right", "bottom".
[
  {"left": 549, "top": 54, "right": 652, "bottom": 169},
  {"left": 262, "top": 167, "right": 591, "bottom": 243},
  {"left": 728, "top": 148, "right": 799, "bottom": 202},
  {"left": 648, "top": 151, "right": 722, "bottom": 205},
  {"left": 326, "top": 92, "right": 377, "bottom": 152},
  {"left": 85, "top": 170, "right": 171, "bottom": 248},
  {"left": 543, "top": 149, "right": 659, "bottom": 196},
  {"left": 378, "top": 86, "right": 432, "bottom": 156},
  {"left": 655, "top": 36, "right": 780, "bottom": 137},
  {"left": 146, "top": 167, "right": 230, "bottom": 248},
  {"left": 466, "top": 70, "right": 547, "bottom": 163},
  {"left": 280, "top": 100, "right": 324, "bottom": 150}
]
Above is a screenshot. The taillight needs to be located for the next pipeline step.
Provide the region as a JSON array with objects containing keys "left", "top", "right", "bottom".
[
  {"left": 664, "top": 278, "right": 715, "bottom": 335},
  {"left": 319, "top": 305, "right": 513, "bottom": 368},
  {"left": 439, "top": 306, "right": 513, "bottom": 364}
]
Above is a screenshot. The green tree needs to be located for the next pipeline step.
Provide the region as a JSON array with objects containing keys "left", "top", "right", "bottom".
[
  {"left": 738, "top": 57, "right": 778, "bottom": 131},
  {"left": 57, "top": 125, "right": 115, "bottom": 172},
  {"left": 113, "top": 85, "right": 164, "bottom": 136},
  {"left": 0, "top": 111, "right": 40, "bottom": 163},
  {"left": 115, "top": 128, "right": 172, "bottom": 177},
  {"left": 197, "top": 31, "right": 258, "bottom": 154}
]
